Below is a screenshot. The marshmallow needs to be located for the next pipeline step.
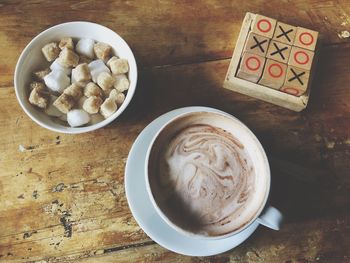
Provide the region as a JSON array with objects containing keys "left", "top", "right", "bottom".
[
  {"left": 109, "top": 58, "right": 129, "bottom": 75},
  {"left": 71, "top": 63, "right": 91, "bottom": 83},
  {"left": 82, "top": 96, "right": 103, "bottom": 114},
  {"left": 50, "top": 59, "right": 71, "bottom": 75},
  {"left": 67, "top": 109, "right": 90, "bottom": 127},
  {"left": 100, "top": 98, "right": 117, "bottom": 118},
  {"left": 84, "top": 82, "right": 103, "bottom": 97},
  {"left": 63, "top": 84, "right": 83, "bottom": 100},
  {"left": 113, "top": 74, "right": 129, "bottom": 92},
  {"left": 94, "top": 42, "right": 112, "bottom": 61},
  {"left": 89, "top": 113, "right": 104, "bottom": 125},
  {"left": 29, "top": 87, "right": 49, "bottom": 109},
  {"left": 76, "top": 38, "right": 95, "bottom": 59},
  {"left": 109, "top": 89, "right": 125, "bottom": 106},
  {"left": 88, "top": 59, "right": 110, "bottom": 82},
  {"left": 57, "top": 48, "right": 79, "bottom": 68},
  {"left": 97, "top": 72, "right": 115, "bottom": 91},
  {"left": 44, "top": 70, "right": 70, "bottom": 93},
  {"left": 45, "top": 95, "right": 62, "bottom": 117},
  {"left": 42, "top": 42, "right": 60, "bottom": 62},
  {"left": 53, "top": 94, "right": 75, "bottom": 113},
  {"left": 59, "top": 37, "right": 74, "bottom": 50},
  {"left": 33, "top": 68, "right": 50, "bottom": 81}
]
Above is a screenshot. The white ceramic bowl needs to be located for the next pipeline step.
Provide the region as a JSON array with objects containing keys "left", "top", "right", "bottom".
[{"left": 14, "top": 21, "right": 137, "bottom": 134}]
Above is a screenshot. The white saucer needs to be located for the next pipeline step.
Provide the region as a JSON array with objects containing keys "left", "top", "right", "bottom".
[{"left": 125, "top": 106, "right": 259, "bottom": 256}]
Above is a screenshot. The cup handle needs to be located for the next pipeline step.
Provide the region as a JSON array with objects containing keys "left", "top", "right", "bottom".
[{"left": 256, "top": 206, "right": 283, "bottom": 230}]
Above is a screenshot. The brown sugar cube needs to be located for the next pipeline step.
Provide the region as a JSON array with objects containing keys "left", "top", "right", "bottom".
[
  {"left": 63, "top": 83, "right": 83, "bottom": 100},
  {"left": 100, "top": 98, "right": 117, "bottom": 118},
  {"left": 97, "top": 72, "right": 115, "bottom": 91},
  {"left": 57, "top": 47, "right": 79, "bottom": 68},
  {"left": 53, "top": 93, "right": 75, "bottom": 113},
  {"left": 94, "top": 42, "right": 112, "bottom": 60},
  {"left": 243, "top": 32, "right": 270, "bottom": 57},
  {"left": 266, "top": 40, "right": 291, "bottom": 64},
  {"left": 280, "top": 65, "right": 310, "bottom": 96},
  {"left": 288, "top": 46, "right": 314, "bottom": 71},
  {"left": 272, "top": 22, "right": 297, "bottom": 45},
  {"left": 107, "top": 56, "right": 118, "bottom": 67},
  {"left": 33, "top": 68, "right": 50, "bottom": 81},
  {"left": 251, "top": 14, "right": 277, "bottom": 38},
  {"left": 59, "top": 37, "right": 74, "bottom": 50},
  {"left": 42, "top": 42, "right": 60, "bottom": 62},
  {"left": 72, "top": 63, "right": 91, "bottom": 82},
  {"left": 29, "top": 81, "right": 46, "bottom": 91},
  {"left": 82, "top": 96, "right": 103, "bottom": 114},
  {"left": 109, "top": 89, "right": 125, "bottom": 106},
  {"left": 113, "top": 74, "right": 129, "bottom": 92},
  {"left": 294, "top": 27, "right": 318, "bottom": 51},
  {"left": 258, "top": 59, "right": 287, "bottom": 89},
  {"left": 84, "top": 82, "right": 103, "bottom": 97},
  {"left": 29, "top": 87, "right": 49, "bottom": 109},
  {"left": 79, "top": 55, "right": 93, "bottom": 64},
  {"left": 109, "top": 58, "right": 129, "bottom": 75},
  {"left": 236, "top": 52, "right": 266, "bottom": 83}
]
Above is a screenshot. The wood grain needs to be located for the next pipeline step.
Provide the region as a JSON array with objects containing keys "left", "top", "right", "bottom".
[{"left": 0, "top": 0, "right": 350, "bottom": 262}]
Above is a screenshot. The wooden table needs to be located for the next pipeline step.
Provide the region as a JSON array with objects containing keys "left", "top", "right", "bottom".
[{"left": 1, "top": 1, "right": 350, "bottom": 262}]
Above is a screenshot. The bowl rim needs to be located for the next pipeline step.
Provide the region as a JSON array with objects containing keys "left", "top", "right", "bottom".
[{"left": 14, "top": 21, "right": 138, "bottom": 134}]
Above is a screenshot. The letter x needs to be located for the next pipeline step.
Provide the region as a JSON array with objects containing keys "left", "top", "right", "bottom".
[
  {"left": 270, "top": 42, "right": 288, "bottom": 60},
  {"left": 289, "top": 68, "right": 305, "bottom": 85},
  {"left": 276, "top": 26, "right": 293, "bottom": 42},
  {"left": 250, "top": 36, "right": 268, "bottom": 53}
]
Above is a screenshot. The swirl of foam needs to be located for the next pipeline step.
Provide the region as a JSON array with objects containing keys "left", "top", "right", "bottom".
[{"left": 158, "top": 124, "right": 255, "bottom": 233}]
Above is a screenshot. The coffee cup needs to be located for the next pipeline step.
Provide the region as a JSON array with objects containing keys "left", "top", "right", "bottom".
[{"left": 145, "top": 110, "right": 282, "bottom": 239}]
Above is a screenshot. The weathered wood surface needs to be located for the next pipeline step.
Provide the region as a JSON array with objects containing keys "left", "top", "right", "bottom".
[{"left": 0, "top": 1, "right": 350, "bottom": 262}]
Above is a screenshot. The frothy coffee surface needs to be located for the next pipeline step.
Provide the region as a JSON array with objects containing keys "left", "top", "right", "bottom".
[{"left": 149, "top": 116, "right": 259, "bottom": 237}]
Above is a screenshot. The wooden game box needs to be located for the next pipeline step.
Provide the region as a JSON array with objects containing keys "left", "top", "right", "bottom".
[{"left": 223, "top": 12, "right": 318, "bottom": 112}]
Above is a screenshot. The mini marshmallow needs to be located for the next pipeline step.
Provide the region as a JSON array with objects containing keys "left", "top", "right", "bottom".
[
  {"left": 67, "top": 109, "right": 90, "bottom": 127},
  {"left": 33, "top": 68, "right": 50, "bottom": 80},
  {"left": 57, "top": 47, "right": 79, "bottom": 68},
  {"left": 89, "top": 113, "right": 104, "bottom": 125},
  {"left": 29, "top": 81, "right": 46, "bottom": 91},
  {"left": 45, "top": 95, "right": 62, "bottom": 117},
  {"left": 100, "top": 98, "right": 117, "bottom": 118},
  {"left": 59, "top": 37, "right": 74, "bottom": 50},
  {"left": 82, "top": 96, "right": 103, "bottom": 114},
  {"left": 29, "top": 88, "right": 49, "bottom": 108},
  {"left": 63, "top": 84, "right": 83, "bottom": 100},
  {"left": 88, "top": 59, "right": 110, "bottom": 82},
  {"left": 84, "top": 82, "right": 103, "bottom": 97},
  {"left": 94, "top": 42, "right": 112, "bottom": 61},
  {"left": 42, "top": 42, "right": 60, "bottom": 62},
  {"left": 113, "top": 74, "right": 130, "bottom": 92},
  {"left": 76, "top": 38, "right": 95, "bottom": 59},
  {"left": 50, "top": 59, "right": 71, "bottom": 75},
  {"left": 53, "top": 94, "right": 75, "bottom": 113},
  {"left": 44, "top": 70, "right": 70, "bottom": 93},
  {"left": 109, "top": 89, "right": 125, "bottom": 106},
  {"left": 71, "top": 63, "right": 91, "bottom": 83},
  {"left": 109, "top": 58, "right": 129, "bottom": 75},
  {"left": 97, "top": 72, "right": 115, "bottom": 91}
]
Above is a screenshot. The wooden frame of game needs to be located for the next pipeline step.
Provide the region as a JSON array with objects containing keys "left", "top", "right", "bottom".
[{"left": 223, "top": 12, "right": 318, "bottom": 112}]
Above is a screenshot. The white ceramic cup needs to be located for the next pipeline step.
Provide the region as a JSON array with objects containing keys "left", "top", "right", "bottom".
[
  {"left": 14, "top": 21, "right": 137, "bottom": 134},
  {"left": 145, "top": 109, "right": 282, "bottom": 239}
]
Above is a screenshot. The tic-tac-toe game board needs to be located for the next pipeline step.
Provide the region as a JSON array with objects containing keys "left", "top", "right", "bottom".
[{"left": 223, "top": 13, "right": 319, "bottom": 111}]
